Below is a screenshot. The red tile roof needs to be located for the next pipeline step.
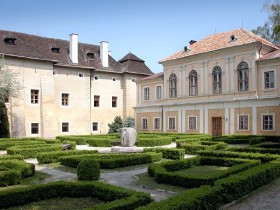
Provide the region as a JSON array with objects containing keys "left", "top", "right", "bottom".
[
  {"left": 139, "top": 72, "right": 164, "bottom": 81},
  {"left": 160, "top": 28, "right": 279, "bottom": 63},
  {"left": 258, "top": 49, "right": 280, "bottom": 61}
]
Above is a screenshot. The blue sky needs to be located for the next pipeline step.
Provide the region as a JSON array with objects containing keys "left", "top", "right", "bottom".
[{"left": 0, "top": 0, "right": 269, "bottom": 73}]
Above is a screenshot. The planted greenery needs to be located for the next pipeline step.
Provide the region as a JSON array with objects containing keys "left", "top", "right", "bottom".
[
  {"left": 177, "top": 141, "right": 227, "bottom": 154},
  {"left": 144, "top": 148, "right": 185, "bottom": 159},
  {"left": 77, "top": 159, "right": 100, "bottom": 181}
]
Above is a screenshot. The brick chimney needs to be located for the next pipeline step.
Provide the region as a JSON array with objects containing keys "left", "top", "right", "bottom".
[
  {"left": 100, "top": 41, "right": 109, "bottom": 68},
  {"left": 69, "top": 33, "right": 78, "bottom": 64}
]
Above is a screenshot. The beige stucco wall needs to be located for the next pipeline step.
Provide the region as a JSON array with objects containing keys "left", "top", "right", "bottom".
[
  {"left": 234, "top": 107, "right": 253, "bottom": 135},
  {"left": 185, "top": 110, "right": 200, "bottom": 134},
  {"left": 257, "top": 106, "right": 280, "bottom": 136}
]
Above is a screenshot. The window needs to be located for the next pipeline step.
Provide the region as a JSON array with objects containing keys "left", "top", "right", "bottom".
[
  {"left": 262, "top": 114, "right": 274, "bottom": 130},
  {"left": 61, "top": 93, "right": 69, "bottom": 106},
  {"left": 238, "top": 115, "right": 249, "bottom": 130},
  {"left": 168, "top": 117, "right": 176, "bottom": 130},
  {"left": 61, "top": 122, "right": 69, "bottom": 133},
  {"left": 237, "top": 62, "right": 249, "bottom": 92},
  {"left": 53, "top": 70, "right": 57, "bottom": 75},
  {"left": 112, "top": 96, "right": 117, "bottom": 107},
  {"left": 94, "top": 75, "right": 99, "bottom": 80},
  {"left": 169, "top": 74, "right": 177, "bottom": 98},
  {"left": 92, "top": 122, "right": 98, "bottom": 131},
  {"left": 188, "top": 117, "right": 197, "bottom": 130},
  {"left": 51, "top": 47, "right": 60, "bottom": 54},
  {"left": 264, "top": 71, "right": 275, "bottom": 89},
  {"left": 154, "top": 118, "right": 160, "bottom": 130},
  {"left": 30, "top": 89, "right": 39, "bottom": 104},
  {"left": 144, "top": 87, "right": 150, "bottom": 100},
  {"left": 78, "top": 72, "right": 84, "bottom": 78},
  {"left": 142, "top": 118, "right": 148, "bottom": 130},
  {"left": 31, "top": 123, "right": 39, "bottom": 134},
  {"left": 189, "top": 70, "right": 198, "bottom": 96},
  {"left": 4, "top": 37, "right": 16, "bottom": 45},
  {"left": 112, "top": 77, "right": 116, "bottom": 81},
  {"left": 212, "top": 66, "right": 222, "bottom": 94},
  {"left": 131, "top": 78, "right": 136, "bottom": 82},
  {"left": 87, "top": 53, "right": 94, "bottom": 59},
  {"left": 156, "top": 86, "right": 162, "bottom": 100},
  {"left": 94, "top": 95, "right": 100, "bottom": 107}
]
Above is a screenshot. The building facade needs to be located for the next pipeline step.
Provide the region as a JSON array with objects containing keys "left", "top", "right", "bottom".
[
  {"left": 135, "top": 28, "right": 280, "bottom": 136},
  {"left": 0, "top": 30, "right": 153, "bottom": 138}
]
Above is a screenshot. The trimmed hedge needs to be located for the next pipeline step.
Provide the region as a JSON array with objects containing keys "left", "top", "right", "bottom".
[
  {"left": 0, "top": 160, "right": 35, "bottom": 186},
  {"left": 136, "top": 137, "right": 172, "bottom": 147},
  {"left": 0, "top": 155, "right": 23, "bottom": 160},
  {"left": 148, "top": 157, "right": 260, "bottom": 188},
  {"left": 56, "top": 136, "right": 87, "bottom": 145},
  {"left": 0, "top": 140, "right": 47, "bottom": 150},
  {"left": 87, "top": 139, "right": 112, "bottom": 147},
  {"left": 0, "top": 181, "right": 151, "bottom": 209},
  {"left": 37, "top": 150, "right": 98, "bottom": 164},
  {"left": 59, "top": 152, "right": 162, "bottom": 169},
  {"left": 212, "top": 135, "right": 265, "bottom": 145},
  {"left": 77, "top": 159, "right": 100, "bottom": 181},
  {"left": 178, "top": 141, "right": 227, "bottom": 154},
  {"left": 144, "top": 148, "right": 185, "bottom": 159},
  {"left": 229, "top": 147, "right": 280, "bottom": 155}
]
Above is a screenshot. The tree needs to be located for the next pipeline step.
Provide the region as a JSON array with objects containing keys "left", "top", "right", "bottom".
[
  {"left": 0, "top": 100, "right": 10, "bottom": 138},
  {"left": 123, "top": 116, "right": 135, "bottom": 128},
  {"left": 252, "top": 0, "right": 280, "bottom": 45},
  {"left": 108, "top": 116, "right": 123, "bottom": 133}
]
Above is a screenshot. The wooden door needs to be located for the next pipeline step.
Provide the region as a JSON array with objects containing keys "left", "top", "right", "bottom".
[{"left": 212, "top": 117, "right": 222, "bottom": 136}]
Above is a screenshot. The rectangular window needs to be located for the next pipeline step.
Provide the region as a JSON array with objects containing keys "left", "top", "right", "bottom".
[
  {"left": 262, "top": 114, "right": 274, "bottom": 130},
  {"left": 168, "top": 117, "right": 176, "bottom": 130},
  {"left": 264, "top": 71, "right": 275, "bottom": 89},
  {"left": 92, "top": 122, "right": 98, "bottom": 131},
  {"left": 94, "top": 95, "right": 100, "bottom": 107},
  {"left": 154, "top": 118, "right": 160, "bottom": 130},
  {"left": 144, "top": 87, "right": 150, "bottom": 100},
  {"left": 31, "top": 123, "right": 39, "bottom": 134},
  {"left": 31, "top": 89, "right": 39, "bottom": 104},
  {"left": 112, "top": 96, "right": 117, "bottom": 108},
  {"left": 238, "top": 115, "right": 249, "bottom": 130},
  {"left": 188, "top": 117, "right": 197, "bottom": 130},
  {"left": 156, "top": 86, "right": 162, "bottom": 100},
  {"left": 62, "top": 122, "right": 69, "bottom": 133},
  {"left": 142, "top": 118, "right": 148, "bottom": 130},
  {"left": 61, "top": 93, "right": 69, "bottom": 106}
]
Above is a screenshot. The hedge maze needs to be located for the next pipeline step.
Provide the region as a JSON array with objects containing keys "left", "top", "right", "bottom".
[{"left": 0, "top": 134, "right": 280, "bottom": 209}]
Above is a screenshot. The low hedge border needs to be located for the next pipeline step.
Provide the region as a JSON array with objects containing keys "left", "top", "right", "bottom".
[
  {"left": 87, "top": 139, "right": 112, "bottom": 147},
  {"left": 212, "top": 135, "right": 266, "bottom": 145},
  {"left": 137, "top": 160, "right": 280, "bottom": 210},
  {"left": 0, "top": 160, "right": 35, "bottom": 186},
  {"left": 148, "top": 156, "right": 260, "bottom": 188},
  {"left": 37, "top": 150, "right": 98, "bottom": 164},
  {"left": 0, "top": 181, "right": 151, "bottom": 209},
  {"left": 0, "top": 155, "right": 23, "bottom": 160},
  {"left": 197, "top": 150, "right": 279, "bottom": 163},
  {"left": 177, "top": 141, "right": 227, "bottom": 154},
  {"left": 144, "top": 148, "right": 185, "bottom": 159},
  {"left": 228, "top": 147, "right": 280, "bottom": 155},
  {"left": 136, "top": 137, "right": 172, "bottom": 147},
  {"left": 0, "top": 141, "right": 47, "bottom": 150},
  {"left": 59, "top": 152, "right": 162, "bottom": 169},
  {"left": 56, "top": 136, "right": 87, "bottom": 145}
]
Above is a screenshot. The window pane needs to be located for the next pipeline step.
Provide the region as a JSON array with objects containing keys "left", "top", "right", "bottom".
[
  {"left": 169, "top": 74, "right": 177, "bottom": 98},
  {"left": 31, "top": 89, "right": 39, "bottom": 104},
  {"left": 144, "top": 88, "right": 150, "bottom": 100},
  {"left": 94, "top": 95, "right": 100, "bottom": 107},
  {"left": 156, "top": 86, "right": 162, "bottom": 99},
  {"left": 169, "top": 118, "right": 175, "bottom": 130},
  {"left": 62, "top": 122, "right": 69, "bottom": 132},
  {"left": 263, "top": 115, "right": 274, "bottom": 130},
  {"left": 31, "top": 123, "right": 39, "bottom": 134},
  {"left": 61, "top": 93, "right": 69, "bottom": 106},
  {"left": 112, "top": 96, "right": 117, "bottom": 107},
  {"left": 142, "top": 118, "right": 148, "bottom": 129},
  {"left": 189, "top": 117, "right": 196, "bottom": 130},
  {"left": 154, "top": 118, "right": 160, "bottom": 130},
  {"left": 92, "top": 122, "right": 98, "bottom": 131}
]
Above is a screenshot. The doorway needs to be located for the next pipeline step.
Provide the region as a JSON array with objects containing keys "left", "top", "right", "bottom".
[{"left": 212, "top": 117, "right": 222, "bottom": 136}]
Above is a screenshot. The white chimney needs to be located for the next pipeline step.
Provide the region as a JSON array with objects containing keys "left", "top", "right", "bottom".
[
  {"left": 100, "top": 41, "right": 109, "bottom": 67},
  {"left": 69, "top": 33, "right": 78, "bottom": 64}
]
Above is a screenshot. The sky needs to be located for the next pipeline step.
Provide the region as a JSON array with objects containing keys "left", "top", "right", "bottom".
[{"left": 0, "top": 0, "right": 270, "bottom": 73}]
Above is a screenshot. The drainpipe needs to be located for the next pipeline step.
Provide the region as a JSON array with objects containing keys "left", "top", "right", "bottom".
[
  {"left": 161, "top": 105, "right": 164, "bottom": 132},
  {"left": 90, "top": 69, "right": 95, "bottom": 134}
]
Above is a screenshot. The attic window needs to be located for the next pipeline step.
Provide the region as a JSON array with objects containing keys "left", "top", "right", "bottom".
[
  {"left": 4, "top": 37, "right": 16, "bottom": 45},
  {"left": 230, "top": 35, "right": 237, "bottom": 42},
  {"left": 51, "top": 47, "right": 60, "bottom": 54},
  {"left": 87, "top": 53, "right": 95, "bottom": 59},
  {"left": 184, "top": 46, "right": 191, "bottom": 52}
]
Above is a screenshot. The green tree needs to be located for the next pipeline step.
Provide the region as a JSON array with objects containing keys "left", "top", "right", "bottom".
[
  {"left": 252, "top": 0, "right": 280, "bottom": 45},
  {"left": 123, "top": 116, "right": 135, "bottom": 128},
  {"left": 0, "top": 100, "right": 10, "bottom": 138},
  {"left": 108, "top": 116, "right": 123, "bottom": 133}
]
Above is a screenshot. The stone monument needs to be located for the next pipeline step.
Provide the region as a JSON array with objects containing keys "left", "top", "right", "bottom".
[{"left": 120, "top": 127, "right": 137, "bottom": 147}]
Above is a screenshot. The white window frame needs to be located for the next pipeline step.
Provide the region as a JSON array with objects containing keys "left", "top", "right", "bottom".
[
  {"left": 263, "top": 70, "right": 276, "bottom": 90},
  {"left": 93, "top": 95, "right": 100, "bottom": 108},
  {"left": 261, "top": 113, "right": 275, "bottom": 131},
  {"left": 144, "top": 87, "right": 150, "bottom": 100},
  {"left": 237, "top": 114, "right": 249, "bottom": 131},
  {"left": 142, "top": 118, "right": 148, "bottom": 130},
  {"left": 92, "top": 121, "right": 99, "bottom": 133},
  {"left": 155, "top": 85, "right": 162, "bottom": 100},
  {"left": 111, "top": 96, "right": 118, "bottom": 108},
  {"left": 61, "top": 92, "right": 71, "bottom": 107},
  {"left": 168, "top": 117, "right": 176, "bottom": 130},
  {"left": 78, "top": 72, "right": 84, "bottom": 78},
  {"left": 29, "top": 88, "right": 40, "bottom": 105},
  {"left": 153, "top": 117, "right": 161, "bottom": 130},
  {"left": 30, "top": 122, "right": 40, "bottom": 136},
  {"left": 188, "top": 116, "right": 197, "bottom": 130},
  {"left": 61, "top": 122, "right": 70, "bottom": 133}
]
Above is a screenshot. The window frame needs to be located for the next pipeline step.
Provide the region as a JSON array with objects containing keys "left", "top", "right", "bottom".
[
  {"left": 168, "top": 117, "right": 176, "bottom": 130},
  {"left": 61, "top": 92, "right": 70, "bottom": 107},
  {"left": 212, "top": 66, "right": 222, "bottom": 94},
  {"left": 30, "top": 89, "right": 40, "bottom": 105},
  {"left": 261, "top": 113, "right": 275, "bottom": 131},
  {"left": 92, "top": 122, "right": 99, "bottom": 132},
  {"left": 237, "top": 61, "right": 249, "bottom": 92},
  {"left": 264, "top": 71, "right": 275, "bottom": 89},
  {"left": 189, "top": 70, "right": 198, "bottom": 96},
  {"left": 155, "top": 85, "right": 162, "bottom": 100},
  {"left": 142, "top": 118, "right": 148, "bottom": 130},
  {"left": 61, "top": 122, "right": 70, "bottom": 133},
  {"left": 188, "top": 116, "right": 197, "bottom": 130},
  {"left": 237, "top": 114, "right": 249, "bottom": 131},
  {"left": 112, "top": 96, "right": 118, "bottom": 108},
  {"left": 94, "top": 95, "right": 100, "bottom": 108},
  {"left": 144, "top": 87, "right": 150, "bottom": 101},
  {"left": 153, "top": 117, "right": 161, "bottom": 130},
  {"left": 30, "top": 122, "right": 39, "bottom": 135},
  {"left": 169, "top": 73, "right": 177, "bottom": 98}
]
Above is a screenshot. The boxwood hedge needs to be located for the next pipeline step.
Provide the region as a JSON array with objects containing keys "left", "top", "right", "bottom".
[
  {"left": 177, "top": 141, "right": 227, "bottom": 154},
  {"left": 144, "top": 148, "right": 185, "bottom": 159}
]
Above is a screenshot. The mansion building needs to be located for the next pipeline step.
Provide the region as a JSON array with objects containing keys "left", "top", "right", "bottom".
[
  {"left": 0, "top": 30, "right": 153, "bottom": 138},
  {"left": 135, "top": 28, "right": 280, "bottom": 136}
]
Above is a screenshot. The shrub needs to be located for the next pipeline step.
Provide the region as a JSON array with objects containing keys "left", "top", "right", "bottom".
[
  {"left": 77, "top": 158, "right": 100, "bottom": 181},
  {"left": 178, "top": 141, "right": 227, "bottom": 154},
  {"left": 56, "top": 136, "right": 87, "bottom": 145},
  {"left": 144, "top": 148, "right": 185, "bottom": 159},
  {"left": 229, "top": 147, "right": 280, "bottom": 155},
  {"left": 0, "top": 100, "right": 10, "bottom": 138},
  {"left": 137, "top": 137, "right": 172, "bottom": 147},
  {"left": 87, "top": 138, "right": 112, "bottom": 147}
]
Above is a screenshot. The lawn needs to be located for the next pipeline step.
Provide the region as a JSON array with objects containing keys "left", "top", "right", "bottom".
[{"left": 174, "top": 165, "right": 229, "bottom": 177}]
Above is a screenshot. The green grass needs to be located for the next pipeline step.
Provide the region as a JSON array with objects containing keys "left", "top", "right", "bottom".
[
  {"left": 6, "top": 197, "right": 103, "bottom": 210},
  {"left": 174, "top": 165, "right": 229, "bottom": 177},
  {"left": 136, "top": 172, "right": 187, "bottom": 193}
]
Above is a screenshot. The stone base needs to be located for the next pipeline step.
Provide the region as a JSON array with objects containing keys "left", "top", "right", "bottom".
[{"left": 111, "top": 146, "right": 143, "bottom": 153}]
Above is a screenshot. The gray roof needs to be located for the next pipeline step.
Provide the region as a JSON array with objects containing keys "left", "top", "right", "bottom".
[{"left": 0, "top": 29, "right": 153, "bottom": 75}]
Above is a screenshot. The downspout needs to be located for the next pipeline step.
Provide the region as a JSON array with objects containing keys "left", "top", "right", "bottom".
[{"left": 90, "top": 69, "right": 95, "bottom": 134}]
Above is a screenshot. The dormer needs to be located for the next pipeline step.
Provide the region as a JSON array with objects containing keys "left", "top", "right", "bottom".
[
  {"left": 229, "top": 34, "right": 237, "bottom": 42},
  {"left": 51, "top": 47, "right": 60, "bottom": 54},
  {"left": 87, "top": 52, "right": 95, "bottom": 59},
  {"left": 4, "top": 37, "right": 16, "bottom": 45}
]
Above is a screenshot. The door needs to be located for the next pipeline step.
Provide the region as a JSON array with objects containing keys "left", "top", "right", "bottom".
[{"left": 212, "top": 117, "right": 222, "bottom": 136}]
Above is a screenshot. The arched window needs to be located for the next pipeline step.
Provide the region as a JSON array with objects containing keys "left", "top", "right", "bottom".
[
  {"left": 212, "top": 66, "right": 222, "bottom": 94},
  {"left": 189, "top": 70, "right": 198, "bottom": 96},
  {"left": 169, "top": 73, "right": 177, "bottom": 98},
  {"left": 237, "top": 62, "right": 249, "bottom": 92}
]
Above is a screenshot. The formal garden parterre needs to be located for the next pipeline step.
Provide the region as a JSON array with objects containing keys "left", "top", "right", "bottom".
[{"left": 0, "top": 134, "right": 280, "bottom": 209}]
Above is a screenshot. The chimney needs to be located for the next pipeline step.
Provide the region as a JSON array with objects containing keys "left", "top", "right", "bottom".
[
  {"left": 100, "top": 41, "right": 109, "bottom": 68},
  {"left": 69, "top": 33, "right": 78, "bottom": 64},
  {"left": 189, "top": 40, "right": 197, "bottom": 45}
]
